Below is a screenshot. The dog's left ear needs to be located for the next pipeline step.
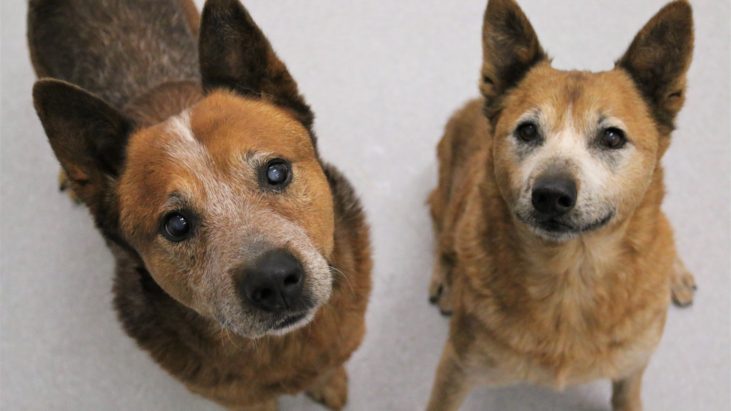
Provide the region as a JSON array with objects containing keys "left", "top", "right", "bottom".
[
  {"left": 199, "top": 0, "right": 313, "bottom": 128},
  {"left": 616, "top": 1, "right": 694, "bottom": 132}
]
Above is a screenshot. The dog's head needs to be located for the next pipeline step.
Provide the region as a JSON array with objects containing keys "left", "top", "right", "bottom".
[
  {"left": 32, "top": 0, "right": 334, "bottom": 338},
  {"left": 481, "top": 0, "right": 693, "bottom": 242}
]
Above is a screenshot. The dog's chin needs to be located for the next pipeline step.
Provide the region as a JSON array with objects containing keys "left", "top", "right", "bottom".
[
  {"left": 519, "top": 212, "right": 614, "bottom": 242},
  {"left": 266, "top": 309, "right": 317, "bottom": 337}
]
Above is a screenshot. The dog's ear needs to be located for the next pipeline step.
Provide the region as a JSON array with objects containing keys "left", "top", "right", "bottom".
[
  {"left": 616, "top": 1, "right": 693, "bottom": 132},
  {"left": 199, "top": 0, "right": 313, "bottom": 128},
  {"left": 480, "top": 0, "right": 547, "bottom": 104},
  {"left": 33, "top": 79, "right": 133, "bottom": 205}
]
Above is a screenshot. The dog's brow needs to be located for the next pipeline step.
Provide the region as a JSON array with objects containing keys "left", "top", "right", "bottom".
[
  {"left": 244, "top": 151, "right": 274, "bottom": 166},
  {"left": 515, "top": 109, "right": 542, "bottom": 127},
  {"left": 163, "top": 192, "right": 191, "bottom": 210},
  {"left": 598, "top": 115, "right": 628, "bottom": 132}
]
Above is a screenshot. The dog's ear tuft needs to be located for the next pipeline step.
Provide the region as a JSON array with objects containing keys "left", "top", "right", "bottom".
[
  {"left": 616, "top": 1, "right": 693, "bottom": 132},
  {"left": 480, "top": 0, "right": 547, "bottom": 104},
  {"left": 199, "top": 0, "right": 313, "bottom": 128},
  {"left": 33, "top": 79, "right": 133, "bottom": 204}
]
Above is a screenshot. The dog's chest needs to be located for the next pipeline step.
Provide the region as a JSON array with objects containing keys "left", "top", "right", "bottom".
[{"left": 458, "top": 234, "right": 668, "bottom": 388}]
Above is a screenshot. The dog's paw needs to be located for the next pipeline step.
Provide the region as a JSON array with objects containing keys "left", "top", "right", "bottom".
[
  {"left": 58, "top": 169, "right": 82, "bottom": 204},
  {"left": 429, "top": 263, "right": 453, "bottom": 316},
  {"left": 306, "top": 367, "right": 348, "bottom": 411},
  {"left": 238, "top": 401, "right": 278, "bottom": 411},
  {"left": 671, "top": 257, "right": 696, "bottom": 308}
]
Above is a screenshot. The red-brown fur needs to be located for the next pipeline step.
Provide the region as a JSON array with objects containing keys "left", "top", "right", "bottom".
[{"left": 29, "top": 1, "right": 371, "bottom": 410}]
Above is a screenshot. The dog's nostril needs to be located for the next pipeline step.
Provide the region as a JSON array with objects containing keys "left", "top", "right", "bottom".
[
  {"left": 558, "top": 195, "right": 574, "bottom": 208},
  {"left": 284, "top": 273, "right": 300, "bottom": 287},
  {"left": 535, "top": 193, "right": 549, "bottom": 206},
  {"left": 254, "top": 288, "right": 274, "bottom": 302}
]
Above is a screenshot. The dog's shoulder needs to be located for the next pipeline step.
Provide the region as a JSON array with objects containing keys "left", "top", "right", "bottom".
[
  {"left": 438, "top": 98, "right": 491, "bottom": 163},
  {"left": 430, "top": 98, "right": 493, "bottom": 233}
]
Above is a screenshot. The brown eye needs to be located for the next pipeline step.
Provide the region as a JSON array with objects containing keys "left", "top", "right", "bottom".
[
  {"left": 601, "top": 127, "right": 627, "bottom": 149},
  {"left": 516, "top": 122, "right": 540, "bottom": 143}
]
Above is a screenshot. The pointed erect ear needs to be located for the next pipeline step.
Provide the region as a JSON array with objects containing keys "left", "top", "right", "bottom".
[
  {"left": 616, "top": 1, "right": 694, "bottom": 132},
  {"left": 33, "top": 79, "right": 133, "bottom": 203},
  {"left": 199, "top": 0, "right": 313, "bottom": 128},
  {"left": 480, "top": 0, "right": 547, "bottom": 105}
]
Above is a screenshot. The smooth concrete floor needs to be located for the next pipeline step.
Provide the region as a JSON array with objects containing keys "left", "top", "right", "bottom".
[{"left": 1, "top": 0, "right": 729, "bottom": 410}]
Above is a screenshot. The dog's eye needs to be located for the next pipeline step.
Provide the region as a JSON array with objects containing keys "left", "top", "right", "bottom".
[
  {"left": 600, "top": 128, "right": 627, "bottom": 149},
  {"left": 516, "top": 122, "right": 540, "bottom": 143},
  {"left": 161, "top": 212, "right": 193, "bottom": 242},
  {"left": 262, "top": 159, "right": 291, "bottom": 189}
]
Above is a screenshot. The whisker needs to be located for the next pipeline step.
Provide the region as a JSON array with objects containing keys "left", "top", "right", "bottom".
[{"left": 329, "top": 265, "right": 356, "bottom": 296}]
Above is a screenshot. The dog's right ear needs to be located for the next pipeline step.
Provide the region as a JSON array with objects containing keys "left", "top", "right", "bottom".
[
  {"left": 33, "top": 79, "right": 133, "bottom": 205},
  {"left": 198, "top": 0, "right": 313, "bottom": 128},
  {"left": 480, "top": 0, "right": 547, "bottom": 106}
]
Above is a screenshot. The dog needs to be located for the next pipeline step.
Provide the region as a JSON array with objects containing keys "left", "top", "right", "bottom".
[
  {"left": 28, "top": 0, "right": 371, "bottom": 409},
  {"left": 426, "top": 1, "right": 695, "bottom": 410}
]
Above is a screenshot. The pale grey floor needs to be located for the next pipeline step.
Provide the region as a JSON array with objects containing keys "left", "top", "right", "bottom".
[{"left": 1, "top": 0, "right": 730, "bottom": 410}]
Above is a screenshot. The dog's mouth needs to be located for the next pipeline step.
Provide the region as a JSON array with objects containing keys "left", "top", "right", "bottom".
[
  {"left": 268, "top": 310, "right": 315, "bottom": 336},
  {"left": 276, "top": 312, "right": 308, "bottom": 329},
  {"left": 519, "top": 212, "right": 614, "bottom": 239}
]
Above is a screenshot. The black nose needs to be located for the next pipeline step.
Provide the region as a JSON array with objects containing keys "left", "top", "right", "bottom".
[
  {"left": 238, "top": 249, "right": 305, "bottom": 313},
  {"left": 531, "top": 174, "right": 577, "bottom": 218}
]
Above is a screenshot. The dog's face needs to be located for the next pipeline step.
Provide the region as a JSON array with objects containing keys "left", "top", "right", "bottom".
[
  {"left": 481, "top": 0, "right": 693, "bottom": 242},
  {"left": 119, "top": 94, "right": 334, "bottom": 337},
  {"left": 493, "top": 67, "right": 662, "bottom": 241},
  {"left": 33, "top": 0, "right": 335, "bottom": 337}
]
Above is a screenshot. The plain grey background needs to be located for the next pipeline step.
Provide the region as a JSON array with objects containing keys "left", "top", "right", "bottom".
[{"left": 1, "top": 0, "right": 729, "bottom": 410}]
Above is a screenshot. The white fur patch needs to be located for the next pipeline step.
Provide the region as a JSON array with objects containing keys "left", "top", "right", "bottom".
[
  {"left": 166, "top": 109, "right": 195, "bottom": 143},
  {"left": 512, "top": 108, "right": 631, "bottom": 240}
]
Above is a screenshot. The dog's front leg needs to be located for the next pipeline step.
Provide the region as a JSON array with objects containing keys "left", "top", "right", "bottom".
[
  {"left": 611, "top": 366, "right": 646, "bottom": 411},
  {"left": 426, "top": 340, "right": 474, "bottom": 411},
  {"left": 306, "top": 365, "right": 348, "bottom": 410}
]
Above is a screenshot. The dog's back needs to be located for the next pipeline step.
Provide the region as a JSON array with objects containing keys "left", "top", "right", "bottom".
[{"left": 28, "top": 0, "right": 199, "bottom": 109}]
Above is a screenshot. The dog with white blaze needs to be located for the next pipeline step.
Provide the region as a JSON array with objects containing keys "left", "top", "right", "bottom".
[{"left": 28, "top": 0, "right": 371, "bottom": 409}]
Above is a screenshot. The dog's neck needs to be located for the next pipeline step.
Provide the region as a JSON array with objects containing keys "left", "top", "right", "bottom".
[{"left": 514, "top": 219, "right": 630, "bottom": 284}]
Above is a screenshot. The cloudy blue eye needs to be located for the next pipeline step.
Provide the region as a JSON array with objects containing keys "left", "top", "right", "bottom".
[
  {"left": 263, "top": 159, "right": 291, "bottom": 189},
  {"left": 161, "top": 212, "right": 193, "bottom": 242}
]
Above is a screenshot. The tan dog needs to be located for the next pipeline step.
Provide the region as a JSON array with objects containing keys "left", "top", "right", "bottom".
[
  {"left": 28, "top": 0, "right": 371, "bottom": 409},
  {"left": 426, "top": 1, "right": 695, "bottom": 410}
]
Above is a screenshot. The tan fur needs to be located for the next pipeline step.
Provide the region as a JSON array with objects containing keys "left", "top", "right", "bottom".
[{"left": 426, "top": 1, "right": 695, "bottom": 410}]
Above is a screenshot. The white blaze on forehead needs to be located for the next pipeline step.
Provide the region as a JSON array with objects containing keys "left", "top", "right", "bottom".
[
  {"left": 163, "top": 109, "right": 238, "bottom": 214},
  {"left": 167, "top": 109, "right": 195, "bottom": 143}
]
